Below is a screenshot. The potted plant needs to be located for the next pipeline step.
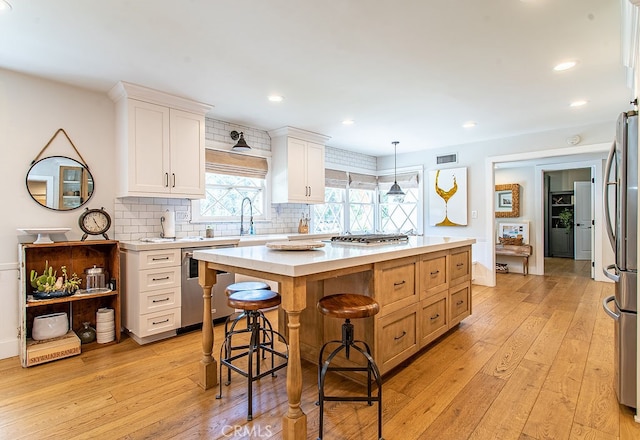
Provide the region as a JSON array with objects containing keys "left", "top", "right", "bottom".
[
  {"left": 558, "top": 208, "right": 574, "bottom": 233},
  {"left": 30, "top": 261, "right": 82, "bottom": 298}
]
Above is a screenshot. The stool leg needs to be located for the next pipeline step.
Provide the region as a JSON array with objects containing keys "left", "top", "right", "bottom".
[
  {"left": 317, "top": 343, "right": 347, "bottom": 440},
  {"left": 350, "top": 342, "right": 384, "bottom": 440},
  {"left": 216, "top": 338, "right": 228, "bottom": 400}
]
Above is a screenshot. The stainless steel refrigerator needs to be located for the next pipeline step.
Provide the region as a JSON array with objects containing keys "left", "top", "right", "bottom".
[{"left": 603, "top": 110, "right": 638, "bottom": 408}]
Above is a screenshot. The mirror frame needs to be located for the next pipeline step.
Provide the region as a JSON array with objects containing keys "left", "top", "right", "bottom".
[
  {"left": 26, "top": 155, "right": 94, "bottom": 211},
  {"left": 495, "top": 183, "right": 520, "bottom": 218}
]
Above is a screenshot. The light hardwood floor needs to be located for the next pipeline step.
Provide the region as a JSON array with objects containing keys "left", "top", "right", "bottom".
[{"left": 1, "top": 263, "right": 639, "bottom": 439}]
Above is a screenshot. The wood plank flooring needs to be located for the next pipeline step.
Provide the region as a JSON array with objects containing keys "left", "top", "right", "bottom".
[{"left": 1, "top": 259, "right": 639, "bottom": 439}]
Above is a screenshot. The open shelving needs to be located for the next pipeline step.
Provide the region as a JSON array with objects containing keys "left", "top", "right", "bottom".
[{"left": 19, "top": 240, "right": 120, "bottom": 367}]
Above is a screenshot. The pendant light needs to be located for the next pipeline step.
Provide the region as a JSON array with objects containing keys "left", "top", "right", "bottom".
[
  {"left": 387, "top": 141, "right": 405, "bottom": 197},
  {"left": 230, "top": 130, "right": 251, "bottom": 151}
]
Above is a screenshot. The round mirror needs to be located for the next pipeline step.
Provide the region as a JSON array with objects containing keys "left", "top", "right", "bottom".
[{"left": 26, "top": 156, "right": 94, "bottom": 211}]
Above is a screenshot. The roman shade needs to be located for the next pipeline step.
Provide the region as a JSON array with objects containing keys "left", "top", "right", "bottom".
[
  {"left": 325, "top": 169, "right": 349, "bottom": 188},
  {"left": 378, "top": 172, "right": 419, "bottom": 188},
  {"left": 205, "top": 149, "right": 268, "bottom": 179},
  {"left": 349, "top": 172, "right": 378, "bottom": 190}
]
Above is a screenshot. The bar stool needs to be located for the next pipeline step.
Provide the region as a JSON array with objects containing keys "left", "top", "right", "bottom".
[
  {"left": 316, "top": 293, "right": 383, "bottom": 440},
  {"left": 216, "top": 289, "right": 288, "bottom": 421},
  {"left": 223, "top": 281, "right": 272, "bottom": 335},
  {"left": 222, "top": 281, "right": 273, "bottom": 383}
]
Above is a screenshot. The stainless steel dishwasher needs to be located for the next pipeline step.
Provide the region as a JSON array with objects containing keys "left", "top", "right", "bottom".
[{"left": 180, "top": 246, "right": 235, "bottom": 332}]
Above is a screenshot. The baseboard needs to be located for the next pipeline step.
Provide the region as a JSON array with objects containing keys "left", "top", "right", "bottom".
[{"left": 0, "top": 337, "right": 19, "bottom": 360}]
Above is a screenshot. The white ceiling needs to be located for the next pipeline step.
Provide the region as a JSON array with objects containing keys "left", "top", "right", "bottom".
[{"left": 0, "top": 0, "right": 632, "bottom": 156}]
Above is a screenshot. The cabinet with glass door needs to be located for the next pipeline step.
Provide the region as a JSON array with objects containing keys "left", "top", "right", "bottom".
[{"left": 58, "top": 166, "right": 92, "bottom": 210}]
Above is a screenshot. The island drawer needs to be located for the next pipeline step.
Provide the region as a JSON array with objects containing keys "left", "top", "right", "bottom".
[
  {"left": 450, "top": 247, "right": 470, "bottom": 287},
  {"left": 374, "top": 257, "right": 416, "bottom": 312},
  {"left": 376, "top": 304, "right": 418, "bottom": 373},
  {"left": 420, "top": 292, "right": 448, "bottom": 347},
  {"left": 419, "top": 251, "right": 448, "bottom": 300},
  {"left": 450, "top": 283, "right": 471, "bottom": 326}
]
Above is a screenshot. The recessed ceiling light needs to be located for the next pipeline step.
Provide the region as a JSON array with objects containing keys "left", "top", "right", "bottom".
[
  {"left": 570, "top": 100, "right": 588, "bottom": 107},
  {"left": 462, "top": 121, "right": 477, "bottom": 129},
  {"left": 268, "top": 95, "right": 284, "bottom": 102},
  {"left": 554, "top": 60, "right": 577, "bottom": 71},
  {"left": 0, "top": 1, "right": 12, "bottom": 11},
  {"left": 342, "top": 119, "right": 355, "bottom": 125}
]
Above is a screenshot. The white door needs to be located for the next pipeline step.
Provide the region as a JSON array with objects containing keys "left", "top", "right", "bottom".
[{"left": 574, "top": 181, "right": 592, "bottom": 264}]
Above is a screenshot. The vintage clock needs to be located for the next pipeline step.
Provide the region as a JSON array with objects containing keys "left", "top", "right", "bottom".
[{"left": 78, "top": 207, "right": 111, "bottom": 241}]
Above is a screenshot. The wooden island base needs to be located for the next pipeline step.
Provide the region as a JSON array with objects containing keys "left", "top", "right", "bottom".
[
  {"left": 285, "top": 246, "right": 472, "bottom": 378},
  {"left": 195, "top": 236, "right": 474, "bottom": 440}
]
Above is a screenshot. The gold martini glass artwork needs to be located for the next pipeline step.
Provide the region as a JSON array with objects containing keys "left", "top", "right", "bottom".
[{"left": 434, "top": 169, "right": 461, "bottom": 226}]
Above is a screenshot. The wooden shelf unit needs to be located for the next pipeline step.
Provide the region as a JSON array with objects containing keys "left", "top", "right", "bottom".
[
  {"left": 548, "top": 190, "right": 574, "bottom": 258},
  {"left": 19, "top": 240, "right": 121, "bottom": 367}
]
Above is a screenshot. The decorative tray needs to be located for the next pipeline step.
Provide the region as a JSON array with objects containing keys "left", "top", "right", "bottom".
[
  {"left": 75, "top": 288, "right": 113, "bottom": 295},
  {"left": 30, "top": 290, "right": 75, "bottom": 300},
  {"left": 265, "top": 240, "right": 326, "bottom": 251}
]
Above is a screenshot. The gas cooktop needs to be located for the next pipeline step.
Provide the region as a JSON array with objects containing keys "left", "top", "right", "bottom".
[{"left": 329, "top": 234, "right": 409, "bottom": 245}]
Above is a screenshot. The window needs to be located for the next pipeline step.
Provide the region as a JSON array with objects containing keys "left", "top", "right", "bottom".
[
  {"left": 348, "top": 172, "right": 377, "bottom": 234},
  {"left": 312, "top": 169, "right": 422, "bottom": 234},
  {"left": 313, "top": 169, "right": 347, "bottom": 233},
  {"left": 379, "top": 172, "right": 420, "bottom": 233},
  {"left": 191, "top": 150, "right": 268, "bottom": 223}
]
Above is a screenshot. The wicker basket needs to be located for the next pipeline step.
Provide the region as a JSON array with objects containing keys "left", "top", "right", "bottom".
[{"left": 498, "top": 237, "right": 523, "bottom": 246}]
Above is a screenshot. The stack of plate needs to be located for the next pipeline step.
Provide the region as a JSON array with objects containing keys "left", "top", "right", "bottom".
[{"left": 96, "top": 308, "right": 115, "bottom": 343}]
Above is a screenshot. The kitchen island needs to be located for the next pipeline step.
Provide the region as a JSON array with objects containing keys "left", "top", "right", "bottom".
[{"left": 193, "top": 235, "right": 474, "bottom": 440}]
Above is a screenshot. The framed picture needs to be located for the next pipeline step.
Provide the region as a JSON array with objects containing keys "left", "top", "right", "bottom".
[
  {"left": 497, "top": 222, "right": 529, "bottom": 244},
  {"left": 497, "top": 191, "right": 512, "bottom": 208},
  {"left": 495, "top": 183, "right": 520, "bottom": 218}
]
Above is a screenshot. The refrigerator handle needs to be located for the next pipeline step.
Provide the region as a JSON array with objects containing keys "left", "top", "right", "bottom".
[
  {"left": 603, "top": 263, "right": 620, "bottom": 282},
  {"left": 603, "top": 140, "right": 617, "bottom": 249},
  {"left": 602, "top": 295, "right": 620, "bottom": 321}
]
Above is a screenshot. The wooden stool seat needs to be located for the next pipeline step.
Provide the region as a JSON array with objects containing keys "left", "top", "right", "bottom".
[
  {"left": 228, "top": 289, "right": 281, "bottom": 311},
  {"left": 317, "top": 293, "right": 380, "bottom": 319},
  {"left": 225, "top": 281, "right": 270, "bottom": 296}
]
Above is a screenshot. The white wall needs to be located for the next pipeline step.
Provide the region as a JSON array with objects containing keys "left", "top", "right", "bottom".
[
  {"left": 378, "top": 123, "right": 618, "bottom": 285},
  {"left": 0, "top": 68, "right": 116, "bottom": 358}
]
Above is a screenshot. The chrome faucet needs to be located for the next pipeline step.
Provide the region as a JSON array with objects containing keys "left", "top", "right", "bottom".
[{"left": 240, "top": 197, "right": 254, "bottom": 235}]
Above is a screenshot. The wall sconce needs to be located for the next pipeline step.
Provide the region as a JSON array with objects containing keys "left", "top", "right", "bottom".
[{"left": 230, "top": 130, "right": 251, "bottom": 151}]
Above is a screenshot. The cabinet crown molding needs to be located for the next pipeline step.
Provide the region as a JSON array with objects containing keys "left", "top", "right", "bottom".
[
  {"left": 108, "top": 81, "right": 213, "bottom": 115},
  {"left": 268, "top": 126, "right": 331, "bottom": 144}
]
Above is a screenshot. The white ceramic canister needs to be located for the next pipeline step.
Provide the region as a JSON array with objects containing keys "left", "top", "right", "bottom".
[{"left": 32, "top": 312, "right": 69, "bottom": 340}]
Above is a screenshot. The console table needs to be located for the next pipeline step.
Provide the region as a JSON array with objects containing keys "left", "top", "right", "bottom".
[{"left": 495, "top": 244, "right": 532, "bottom": 275}]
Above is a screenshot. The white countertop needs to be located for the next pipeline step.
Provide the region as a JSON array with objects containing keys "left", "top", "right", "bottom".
[
  {"left": 193, "top": 236, "right": 475, "bottom": 277},
  {"left": 118, "top": 233, "right": 334, "bottom": 251}
]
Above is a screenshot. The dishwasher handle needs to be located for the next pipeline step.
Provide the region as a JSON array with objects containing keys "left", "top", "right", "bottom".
[{"left": 602, "top": 295, "right": 620, "bottom": 321}]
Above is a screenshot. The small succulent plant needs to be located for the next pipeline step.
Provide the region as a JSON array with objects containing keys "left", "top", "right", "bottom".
[{"left": 30, "top": 261, "right": 82, "bottom": 293}]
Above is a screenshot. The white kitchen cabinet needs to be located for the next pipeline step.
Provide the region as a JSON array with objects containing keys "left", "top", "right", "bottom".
[
  {"left": 109, "top": 81, "right": 211, "bottom": 199},
  {"left": 269, "top": 127, "right": 330, "bottom": 204},
  {"left": 120, "top": 248, "right": 182, "bottom": 344}
]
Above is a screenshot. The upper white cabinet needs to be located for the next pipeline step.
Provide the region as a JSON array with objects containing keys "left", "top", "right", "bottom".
[
  {"left": 269, "top": 127, "right": 330, "bottom": 204},
  {"left": 109, "top": 81, "right": 212, "bottom": 199}
]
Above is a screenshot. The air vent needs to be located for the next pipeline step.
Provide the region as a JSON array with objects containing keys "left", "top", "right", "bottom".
[{"left": 436, "top": 153, "right": 458, "bottom": 164}]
